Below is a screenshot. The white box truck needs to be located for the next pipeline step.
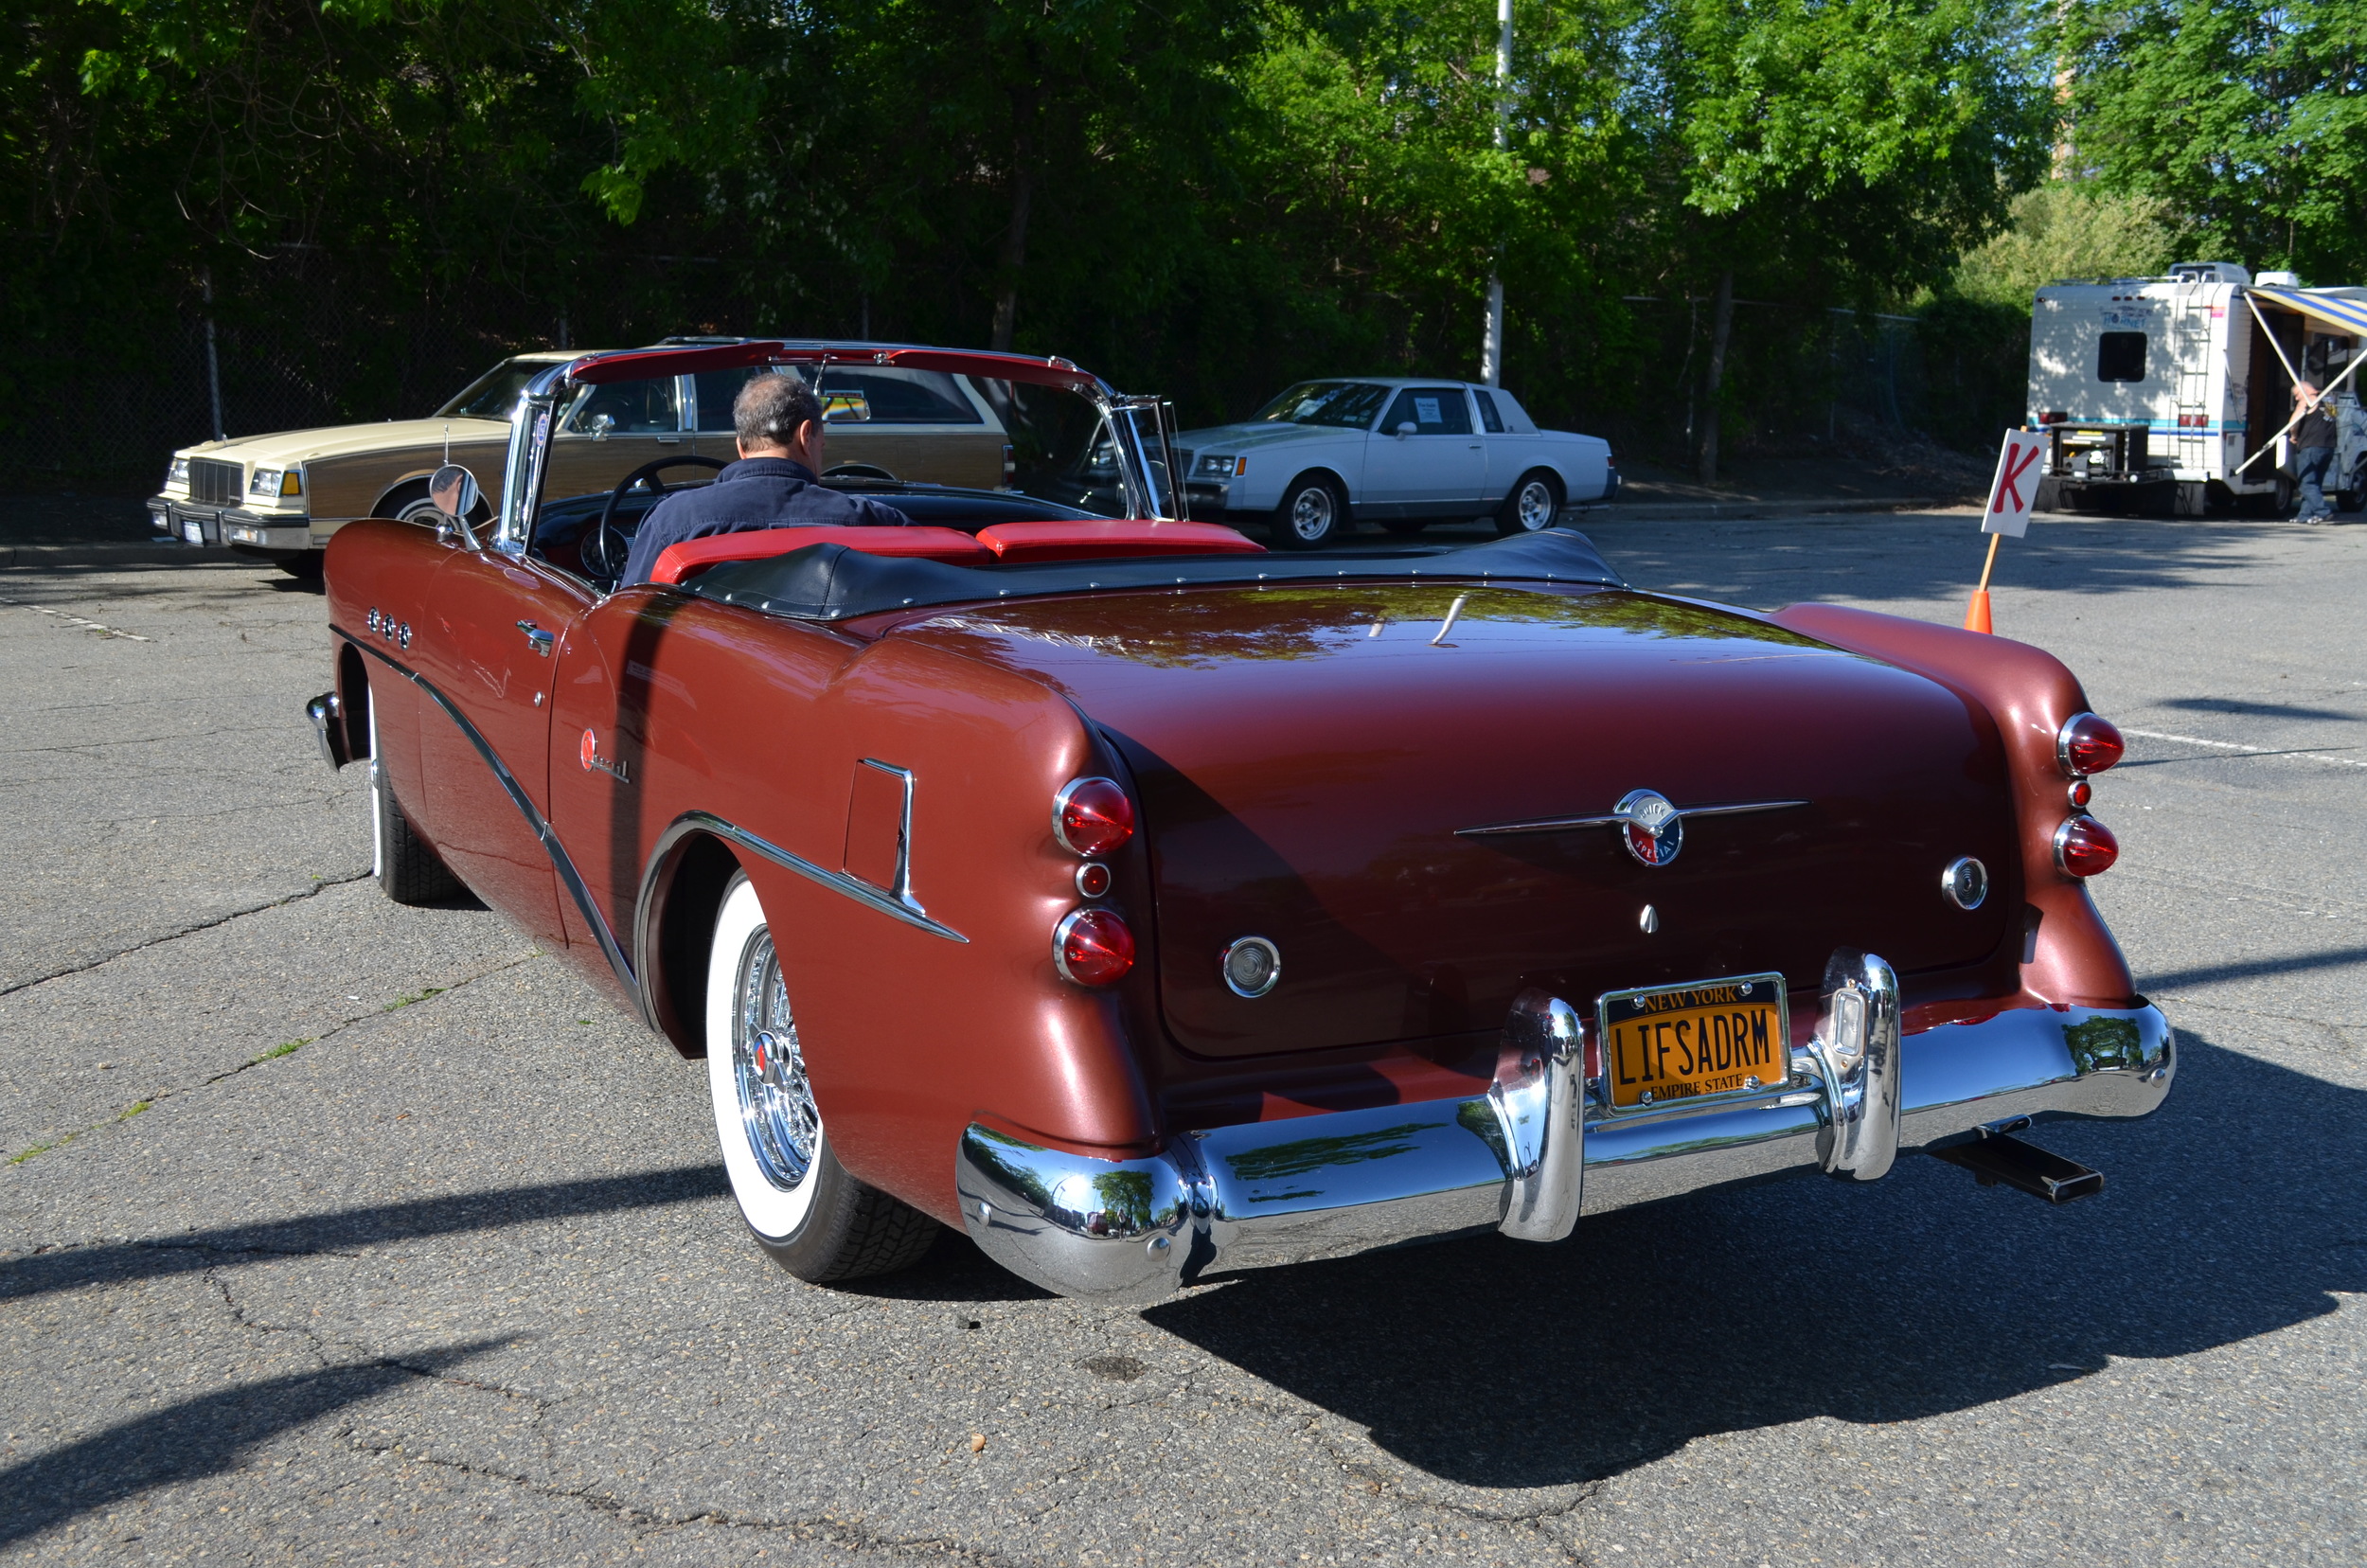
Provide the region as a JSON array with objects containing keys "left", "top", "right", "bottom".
[{"left": 2027, "top": 261, "right": 2367, "bottom": 516}]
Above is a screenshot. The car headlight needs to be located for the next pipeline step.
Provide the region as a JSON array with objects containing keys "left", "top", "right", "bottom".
[
  {"left": 1195, "top": 453, "right": 1239, "bottom": 479},
  {"left": 167, "top": 457, "right": 189, "bottom": 489},
  {"left": 250, "top": 468, "right": 282, "bottom": 496}
]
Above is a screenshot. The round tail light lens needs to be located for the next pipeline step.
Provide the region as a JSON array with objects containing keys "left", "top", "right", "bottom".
[
  {"left": 2057, "top": 712, "right": 2125, "bottom": 776},
  {"left": 1053, "top": 907, "right": 1135, "bottom": 986},
  {"left": 1053, "top": 776, "right": 1134, "bottom": 857},
  {"left": 2054, "top": 814, "right": 2120, "bottom": 877}
]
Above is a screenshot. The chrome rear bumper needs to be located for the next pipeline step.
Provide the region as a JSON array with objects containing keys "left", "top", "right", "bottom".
[{"left": 956, "top": 979, "right": 2174, "bottom": 1302}]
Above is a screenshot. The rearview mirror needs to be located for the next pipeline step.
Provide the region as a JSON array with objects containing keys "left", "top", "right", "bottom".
[
  {"left": 1394, "top": 420, "right": 1416, "bottom": 438},
  {"left": 587, "top": 412, "right": 614, "bottom": 441},
  {"left": 429, "top": 463, "right": 484, "bottom": 549},
  {"left": 430, "top": 464, "right": 481, "bottom": 521}
]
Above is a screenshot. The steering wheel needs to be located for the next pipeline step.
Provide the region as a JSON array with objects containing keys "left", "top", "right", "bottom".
[{"left": 585, "top": 455, "right": 727, "bottom": 580}]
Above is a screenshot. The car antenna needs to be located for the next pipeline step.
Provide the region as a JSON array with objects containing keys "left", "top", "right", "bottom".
[{"left": 442, "top": 425, "right": 451, "bottom": 464}]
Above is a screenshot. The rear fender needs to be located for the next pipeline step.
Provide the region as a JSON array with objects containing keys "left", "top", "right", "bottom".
[
  {"left": 675, "top": 624, "right": 1160, "bottom": 1226},
  {"left": 1770, "top": 604, "right": 2136, "bottom": 1007}
]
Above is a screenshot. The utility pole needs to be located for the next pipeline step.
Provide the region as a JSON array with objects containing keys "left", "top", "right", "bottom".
[
  {"left": 201, "top": 269, "right": 225, "bottom": 442},
  {"left": 1481, "top": 0, "right": 1511, "bottom": 387}
]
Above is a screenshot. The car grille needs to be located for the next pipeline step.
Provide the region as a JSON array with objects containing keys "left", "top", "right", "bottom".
[{"left": 188, "top": 457, "right": 242, "bottom": 506}]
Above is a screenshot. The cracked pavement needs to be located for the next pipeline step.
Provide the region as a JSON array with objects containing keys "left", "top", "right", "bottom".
[{"left": 3, "top": 520, "right": 2364, "bottom": 1566}]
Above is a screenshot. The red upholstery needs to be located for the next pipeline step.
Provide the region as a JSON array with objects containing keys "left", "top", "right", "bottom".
[
  {"left": 650, "top": 526, "right": 991, "bottom": 584},
  {"left": 974, "top": 519, "right": 1265, "bottom": 562}
]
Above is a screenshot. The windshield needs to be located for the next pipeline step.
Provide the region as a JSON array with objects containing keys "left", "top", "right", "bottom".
[
  {"left": 436, "top": 358, "right": 549, "bottom": 420},
  {"left": 1253, "top": 381, "right": 1392, "bottom": 429},
  {"left": 968, "top": 378, "right": 1138, "bottom": 516}
]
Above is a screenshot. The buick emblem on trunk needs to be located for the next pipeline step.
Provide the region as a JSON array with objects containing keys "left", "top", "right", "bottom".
[{"left": 1613, "top": 789, "right": 1682, "bottom": 866}]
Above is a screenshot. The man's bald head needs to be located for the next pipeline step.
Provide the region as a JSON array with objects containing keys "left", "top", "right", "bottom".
[{"left": 736, "top": 374, "right": 825, "bottom": 463}]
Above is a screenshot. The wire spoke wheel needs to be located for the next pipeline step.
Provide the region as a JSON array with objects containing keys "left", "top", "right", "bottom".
[
  {"left": 733, "top": 927, "right": 820, "bottom": 1191},
  {"left": 703, "top": 875, "right": 939, "bottom": 1281}
]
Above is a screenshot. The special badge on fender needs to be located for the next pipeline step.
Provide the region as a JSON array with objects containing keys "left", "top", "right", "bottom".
[{"left": 579, "top": 727, "right": 631, "bottom": 783}]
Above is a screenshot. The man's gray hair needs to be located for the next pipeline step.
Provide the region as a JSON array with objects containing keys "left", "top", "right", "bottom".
[{"left": 736, "top": 372, "right": 822, "bottom": 450}]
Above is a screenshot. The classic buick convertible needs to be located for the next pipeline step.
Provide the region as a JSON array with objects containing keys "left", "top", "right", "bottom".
[{"left": 309, "top": 340, "right": 2172, "bottom": 1300}]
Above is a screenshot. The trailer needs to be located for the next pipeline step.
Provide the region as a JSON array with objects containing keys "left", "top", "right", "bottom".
[{"left": 2027, "top": 261, "right": 2367, "bottom": 517}]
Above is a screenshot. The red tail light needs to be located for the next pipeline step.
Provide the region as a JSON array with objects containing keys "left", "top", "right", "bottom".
[
  {"left": 1053, "top": 776, "right": 1134, "bottom": 857},
  {"left": 2054, "top": 814, "right": 2119, "bottom": 877},
  {"left": 1053, "top": 907, "right": 1135, "bottom": 986},
  {"left": 2056, "top": 712, "right": 2125, "bottom": 776}
]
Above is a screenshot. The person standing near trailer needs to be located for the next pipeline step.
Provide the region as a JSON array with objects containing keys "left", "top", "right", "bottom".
[{"left": 2289, "top": 381, "right": 2338, "bottom": 523}]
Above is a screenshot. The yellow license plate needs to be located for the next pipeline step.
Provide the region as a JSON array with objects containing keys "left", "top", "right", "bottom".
[{"left": 1599, "top": 973, "right": 1789, "bottom": 1111}]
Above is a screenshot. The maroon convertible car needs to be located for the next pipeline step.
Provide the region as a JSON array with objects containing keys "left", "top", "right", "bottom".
[{"left": 307, "top": 339, "right": 2173, "bottom": 1300}]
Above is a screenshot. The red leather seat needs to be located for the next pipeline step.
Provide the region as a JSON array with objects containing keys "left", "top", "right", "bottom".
[
  {"left": 650, "top": 526, "right": 991, "bottom": 584},
  {"left": 973, "top": 520, "right": 1264, "bottom": 562}
]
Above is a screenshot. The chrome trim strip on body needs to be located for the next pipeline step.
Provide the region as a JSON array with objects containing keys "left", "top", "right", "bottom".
[
  {"left": 666, "top": 810, "right": 969, "bottom": 944},
  {"left": 1455, "top": 798, "right": 1810, "bottom": 838},
  {"left": 955, "top": 993, "right": 2173, "bottom": 1300},
  {"left": 338, "top": 632, "right": 638, "bottom": 995}
]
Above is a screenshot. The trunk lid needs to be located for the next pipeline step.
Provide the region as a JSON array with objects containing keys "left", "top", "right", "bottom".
[{"left": 893, "top": 583, "right": 2020, "bottom": 1059}]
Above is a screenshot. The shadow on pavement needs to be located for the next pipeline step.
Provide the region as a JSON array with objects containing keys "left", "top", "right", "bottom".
[
  {"left": 0, "top": 1166, "right": 724, "bottom": 1305},
  {"left": 2142, "top": 945, "right": 2367, "bottom": 991},
  {"left": 1577, "top": 514, "right": 2297, "bottom": 611},
  {"left": 1138, "top": 1037, "right": 2364, "bottom": 1488},
  {"left": 0, "top": 1343, "right": 504, "bottom": 1548}
]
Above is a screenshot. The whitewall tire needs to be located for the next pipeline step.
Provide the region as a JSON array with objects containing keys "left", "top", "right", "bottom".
[{"left": 703, "top": 873, "right": 940, "bottom": 1282}]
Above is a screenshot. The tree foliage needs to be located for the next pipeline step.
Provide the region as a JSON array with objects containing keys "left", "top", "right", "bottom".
[
  {"left": 2068, "top": 0, "right": 2367, "bottom": 286},
  {"left": 5, "top": 0, "right": 2078, "bottom": 473}
]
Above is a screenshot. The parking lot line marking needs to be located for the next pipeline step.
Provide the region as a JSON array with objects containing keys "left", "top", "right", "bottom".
[
  {"left": 0, "top": 597, "right": 152, "bottom": 641},
  {"left": 2122, "top": 727, "right": 2367, "bottom": 771}
]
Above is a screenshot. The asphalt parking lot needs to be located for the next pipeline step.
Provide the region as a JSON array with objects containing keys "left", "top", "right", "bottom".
[{"left": 4, "top": 508, "right": 2363, "bottom": 1566}]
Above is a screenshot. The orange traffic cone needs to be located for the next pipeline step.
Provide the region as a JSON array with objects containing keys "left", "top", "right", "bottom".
[{"left": 1964, "top": 533, "right": 2000, "bottom": 633}]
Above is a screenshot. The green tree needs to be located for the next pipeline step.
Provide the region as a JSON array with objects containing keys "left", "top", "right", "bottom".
[
  {"left": 1644, "top": 0, "right": 2055, "bottom": 477},
  {"left": 1949, "top": 181, "right": 2184, "bottom": 306},
  {"left": 2068, "top": 0, "right": 2367, "bottom": 285}
]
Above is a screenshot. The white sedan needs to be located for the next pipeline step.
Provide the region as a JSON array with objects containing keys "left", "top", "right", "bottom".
[{"left": 1175, "top": 379, "right": 1618, "bottom": 548}]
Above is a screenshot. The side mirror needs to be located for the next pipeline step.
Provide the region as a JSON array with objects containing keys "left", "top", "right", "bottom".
[
  {"left": 429, "top": 464, "right": 483, "bottom": 548},
  {"left": 1394, "top": 420, "right": 1417, "bottom": 438},
  {"left": 587, "top": 412, "right": 615, "bottom": 441}
]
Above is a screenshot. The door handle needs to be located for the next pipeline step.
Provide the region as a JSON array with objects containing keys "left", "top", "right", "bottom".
[
  {"left": 656, "top": 437, "right": 684, "bottom": 445},
  {"left": 517, "top": 619, "right": 556, "bottom": 657}
]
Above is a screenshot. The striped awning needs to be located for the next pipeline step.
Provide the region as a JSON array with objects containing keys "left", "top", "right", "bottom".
[{"left": 2249, "top": 284, "right": 2367, "bottom": 337}]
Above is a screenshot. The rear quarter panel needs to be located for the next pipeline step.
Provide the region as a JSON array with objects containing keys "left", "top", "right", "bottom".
[
  {"left": 1770, "top": 603, "right": 2138, "bottom": 1007},
  {"left": 1538, "top": 432, "right": 1611, "bottom": 503},
  {"left": 607, "top": 600, "right": 1159, "bottom": 1223}
]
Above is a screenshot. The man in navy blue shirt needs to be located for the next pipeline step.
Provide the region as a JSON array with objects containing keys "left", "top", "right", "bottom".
[{"left": 620, "top": 372, "right": 910, "bottom": 584}]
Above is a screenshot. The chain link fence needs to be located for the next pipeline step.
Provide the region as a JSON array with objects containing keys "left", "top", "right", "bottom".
[{"left": 9, "top": 251, "right": 777, "bottom": 490}]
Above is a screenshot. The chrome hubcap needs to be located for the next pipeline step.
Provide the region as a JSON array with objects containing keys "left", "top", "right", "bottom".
[
  {"left": 1517, "top": 481, "right": 1555, "bottom": 530},
  {"left": 1290, "top": 487, "right": 1334, "bottom": 541},
  {"left": 732, "top": 927, "right": 818, "bottom": 1190}
]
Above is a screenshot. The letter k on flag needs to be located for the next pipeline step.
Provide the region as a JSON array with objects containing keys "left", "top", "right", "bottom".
[{"left": 1984, "top": 430, "right": 2047, "bottom": 539}]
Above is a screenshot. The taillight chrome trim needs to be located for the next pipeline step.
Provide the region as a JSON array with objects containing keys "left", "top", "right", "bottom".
[
  {"left": 2053, "top": 813, "right": 2120, "bottom": 877},
  {"left": 1052, "top": 905, "right": 1134, "bottom": 986},
  {"left": 2056, "top": 711, "right": 2126, "bottom": 777},
  {"left": 1051, "top": 775, "right": 1134, "bottom": 858}
]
